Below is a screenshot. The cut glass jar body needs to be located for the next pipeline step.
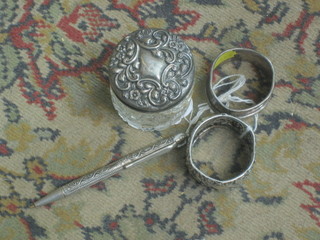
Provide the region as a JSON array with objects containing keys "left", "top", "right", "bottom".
[{"left": 111, "top": 88, "right": 193, "bottom": 131}]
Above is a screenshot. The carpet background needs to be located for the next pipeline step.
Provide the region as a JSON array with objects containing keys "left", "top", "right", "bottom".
[{"left": 0, "top": 0, "right": 319, "bottom": 239}]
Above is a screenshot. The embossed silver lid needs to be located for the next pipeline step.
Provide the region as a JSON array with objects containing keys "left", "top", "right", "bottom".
[{"left": 109, "top": 28, "right": 194, "bottom": 112}]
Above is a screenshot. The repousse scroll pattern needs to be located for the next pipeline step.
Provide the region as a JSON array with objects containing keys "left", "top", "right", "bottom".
[{"left": 109, "top": 28, "right": 194, "bottom": 112}]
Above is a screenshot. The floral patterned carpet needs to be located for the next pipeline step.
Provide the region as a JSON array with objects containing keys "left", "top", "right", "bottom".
[{"left": 0, "top": 0, "right": 319, "bottom": 239}]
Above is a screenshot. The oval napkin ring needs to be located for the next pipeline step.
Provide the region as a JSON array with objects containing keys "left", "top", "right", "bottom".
[
  {"left": 186, "top": 114, "right": 256, "bottom": 189},
  {"left": 206, "top": 48, "right": 275, "bottom": 118}
]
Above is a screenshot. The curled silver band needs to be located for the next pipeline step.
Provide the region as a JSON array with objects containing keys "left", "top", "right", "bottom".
[
  {"left": 206, "top": 48, "right": 274, "bottom": 118},
  {"left": 186, "top": 114, "right": 255, "bottom": 188}
]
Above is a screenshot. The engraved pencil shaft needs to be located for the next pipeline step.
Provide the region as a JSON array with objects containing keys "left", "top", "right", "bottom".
[{"left": 34, "top": 133, "right": 187, "bottom": 207}]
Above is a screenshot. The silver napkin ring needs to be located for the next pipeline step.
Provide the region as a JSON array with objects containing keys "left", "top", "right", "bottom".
[
  {"left": 186, "top": 114, "right": 255, "bottom": 189},
  {"left": 206, "top": 48, "right": 274, "bottom": 118}
]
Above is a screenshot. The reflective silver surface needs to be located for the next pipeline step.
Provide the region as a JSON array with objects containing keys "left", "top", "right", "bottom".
[
  {"left": 109, "top": 28, "right": 194, "bottom": 112},
  {"left": 186, "top": 114, "right": 255, "bottom": 189},
  {"left": 34, "top": 47, "right": 273, "bottom": 206},
  {"left": 34, "top": 133, "right": 187, "bottom": 207},
  {"left": 207, "top": 48, "right": 274, "bottom": 118},
  {"left": 34, "top": 114, "right": 256, "bottom": 207}
]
